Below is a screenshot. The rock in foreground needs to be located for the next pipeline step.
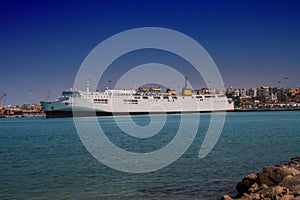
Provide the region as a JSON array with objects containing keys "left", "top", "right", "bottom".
[{"left": 222, "top": 156, "right": 300, "bottom": 200}]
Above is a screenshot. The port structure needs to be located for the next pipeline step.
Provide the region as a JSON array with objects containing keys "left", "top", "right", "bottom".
[{"left": 0, "top": 92, "right": 7, "bottom": 106}]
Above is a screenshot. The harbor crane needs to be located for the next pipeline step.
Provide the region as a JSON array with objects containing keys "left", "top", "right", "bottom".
[
  {"left": 45, "top": 90, "right": 51, "bottom": 101},
  {"left": 0, "top": 92, "right": 7, "bottom": 106}
]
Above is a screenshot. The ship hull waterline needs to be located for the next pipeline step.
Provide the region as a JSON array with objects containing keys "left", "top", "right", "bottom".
[{"left": 44, "top": 109, "right": 234, "bottom": 118}]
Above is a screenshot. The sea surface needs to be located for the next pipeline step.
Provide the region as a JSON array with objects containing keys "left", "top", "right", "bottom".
[{"left": 1, "top": 111, "right": 300, "bottom": 199}]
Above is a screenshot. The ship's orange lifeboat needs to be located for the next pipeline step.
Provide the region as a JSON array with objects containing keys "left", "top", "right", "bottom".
[
  {"left": 138, "top": 87, "right": 149, "bottom": 92},
  {"left": 150, "top": 87, "right": 161, "bottom": 92}
]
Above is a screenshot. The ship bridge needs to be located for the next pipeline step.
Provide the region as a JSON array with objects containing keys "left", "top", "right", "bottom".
[{"left": 59, "top": 90, "right": 81, "bottom": 101}]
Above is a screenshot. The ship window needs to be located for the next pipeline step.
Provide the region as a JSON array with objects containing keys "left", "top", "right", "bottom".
[
  {"left": 205, "top": 95, "right": 216, "bottom": 98},
  {"left": 123, "top": 99, "right": 138, "bottom": 104},
  {"left": 62, "top": 91, "right": 80, "bottom": 98},
  {"left": 163, "top": 96, "right": 169, "bottom": 99},
  {"left": 142, "top": 96, "right": 148, "bottom": 99},
  {"left": 134, "top": 97, "right": 140, "bottom": 99},
  {"left": 172, "top": 96, "right": 178, "bottom": 99},
  {"left": 154, "top": 96, "right": 161, "bottom": 99},
  {"left": 196, "top": 96, "right": 203, "bottom": 98},
  {"left": 94, "top": 99, "right": 108, "bottom": 104}
]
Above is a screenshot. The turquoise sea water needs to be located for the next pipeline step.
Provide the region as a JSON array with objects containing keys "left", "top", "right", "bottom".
[{"left": 1, "top": 111, "right": 300, "bottom": 199}]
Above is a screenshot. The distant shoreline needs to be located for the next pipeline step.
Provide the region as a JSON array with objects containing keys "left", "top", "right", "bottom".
[
  {"left": 234, "top": 108, "right": 300, "bottom": 112},
  {"left": 0, "top": 114, "right": 45, "bottom": 118}
]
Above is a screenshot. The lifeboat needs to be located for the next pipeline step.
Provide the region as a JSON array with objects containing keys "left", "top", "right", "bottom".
[
  {"left": 166, "top": 88, "right": 176, "bottom": 95},
  {"left": 138, "top": 87, "right": 149, "bottom": 92},
  {"left": 150, "top": 87, "right": 161, "bottom": 92}
]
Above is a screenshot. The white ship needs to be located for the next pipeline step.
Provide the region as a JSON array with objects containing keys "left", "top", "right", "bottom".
[{"left": 41, "top": 81, "right": 234, "bottom": 118}]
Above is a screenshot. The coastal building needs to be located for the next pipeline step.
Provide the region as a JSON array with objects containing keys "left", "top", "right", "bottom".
[
  {"left": 226, "top": 87, "right": 234, "bottom": 94},
  {"left": 288, "top": 88, "right": 300, "bottom": 96},
  {"left": 233, "top": 89, "right": 240, "bottom": 97},
  {"left": 239, "top": 97, "right": 252, "bottom": 106},
  {"left": 239, "top": 88, "right": 247, "bottom": 98},
  {"left": 260, "top": 86, "right": 270, "bottom": 99},
  {"left": 247, "top": 88, "right": 258, "bottom": 98},
  {"left": 4, "top": 106, "right": 23, "bottom": 117},
  {"left": 0, "top": 106, "right": 4, "bottom": 117},
  {"left": 0, "top": 104, "right": 44, "bottom": 118},
  {"left": 271, "top": 87, "right": 284, "bottom": 102}
]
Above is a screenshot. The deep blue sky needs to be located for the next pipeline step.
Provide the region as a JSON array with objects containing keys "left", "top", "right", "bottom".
[{"left": 1, "top": 0, "right": 300, "bottom": 104}]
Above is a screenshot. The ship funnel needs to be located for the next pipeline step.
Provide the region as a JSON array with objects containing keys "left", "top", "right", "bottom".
[{"left": 182, "top": 77, "right": 192, "bottom": 95}]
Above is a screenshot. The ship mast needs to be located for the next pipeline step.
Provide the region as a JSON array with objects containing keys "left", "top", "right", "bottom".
[
  {"left": 184, "top": 76, "right": 188, "bottom": 89},
  {"left": 85, "top": 80, "right": 90, "bottom": 93}
]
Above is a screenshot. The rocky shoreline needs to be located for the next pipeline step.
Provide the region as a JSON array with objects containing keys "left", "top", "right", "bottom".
[{"left": 222, "top": 157, "right": 300, "bottom": 200}]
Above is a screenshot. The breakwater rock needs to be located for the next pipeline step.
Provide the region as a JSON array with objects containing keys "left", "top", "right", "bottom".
[{"left": 222, "top": 156, "right": 300, "bottom": 200}]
